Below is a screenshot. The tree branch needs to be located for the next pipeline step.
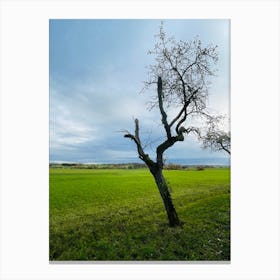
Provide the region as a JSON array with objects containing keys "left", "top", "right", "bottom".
[
  {"left": 168, "top": 65, "right": 200, "bottom": 134},
  {"left": 175, "top": 107, "right": 188, "bottom": 134},
  {"left": 157, "top": 77, "right": 172, "bottom": 139},
  {"left": 156, "top": 133, "right": 184, "bottom": 168},
  {"left": 220, "top": 142, "right": 231, "bottom": 154},
  {"left": 124, "top": 119, "right": 156, "bottom": 167},
  {"left": 169, "top": 104, "right": 187, "bottom": 128}
]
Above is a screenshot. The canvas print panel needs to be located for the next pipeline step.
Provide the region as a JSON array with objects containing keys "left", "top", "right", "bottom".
[{"left": 49, "top": 19, "right": 230, "bottom": 261}]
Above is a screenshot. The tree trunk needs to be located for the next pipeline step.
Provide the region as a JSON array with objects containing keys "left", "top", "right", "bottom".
[
  {"left": 151, "top": 167, "right": 181, "bottom": 227},
  {"left": 124, "top": 117, "right": 181, "bottom": 227}
]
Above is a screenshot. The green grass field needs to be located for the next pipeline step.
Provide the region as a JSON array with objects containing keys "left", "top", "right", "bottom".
[{"left": 49, "top": 167, "right": 230, "bottom": 261}]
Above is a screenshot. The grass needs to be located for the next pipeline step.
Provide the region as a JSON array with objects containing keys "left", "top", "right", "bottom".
[{"left": 49, "top": 167, "right": 230, "bottom": 261}]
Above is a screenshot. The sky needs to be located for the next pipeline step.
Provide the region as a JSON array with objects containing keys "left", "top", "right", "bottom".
[{"left": 49, "top": 19, "right": 230, "bottom": 164}]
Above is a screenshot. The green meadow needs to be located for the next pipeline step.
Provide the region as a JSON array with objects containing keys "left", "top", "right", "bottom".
[{"left": 49, "top": 167, "right": 230, "bottom": 261}]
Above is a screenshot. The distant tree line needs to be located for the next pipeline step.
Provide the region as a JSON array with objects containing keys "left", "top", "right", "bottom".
[
  {"left": 49, "top": 162, "right": 224, "bottom": 170},
  {"left": 49, "top": 163, "right": 147, "bottom": 169}
]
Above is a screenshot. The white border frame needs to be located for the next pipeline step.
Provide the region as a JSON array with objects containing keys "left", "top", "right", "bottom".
[{"left": 1, "top": 0, "right": 279, "bottom": 279}]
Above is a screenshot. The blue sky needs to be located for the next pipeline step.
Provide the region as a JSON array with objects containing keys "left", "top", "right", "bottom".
[{"left": 49, "top": 19, "right": 230, "bottom": 164}]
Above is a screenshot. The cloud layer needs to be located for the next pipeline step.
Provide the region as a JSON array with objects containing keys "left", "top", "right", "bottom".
[{"left": 50, "top": 19, "right": 230, "bottom": 163}]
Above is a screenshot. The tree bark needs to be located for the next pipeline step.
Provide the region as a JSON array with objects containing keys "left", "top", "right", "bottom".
[{"left": 150, "top": 166, "right": 181, "bottom": 227}]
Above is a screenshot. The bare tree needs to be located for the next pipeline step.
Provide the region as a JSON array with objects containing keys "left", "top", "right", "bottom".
[{"left": 124, "top": 24, "right": 219, "bottom": 227}]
